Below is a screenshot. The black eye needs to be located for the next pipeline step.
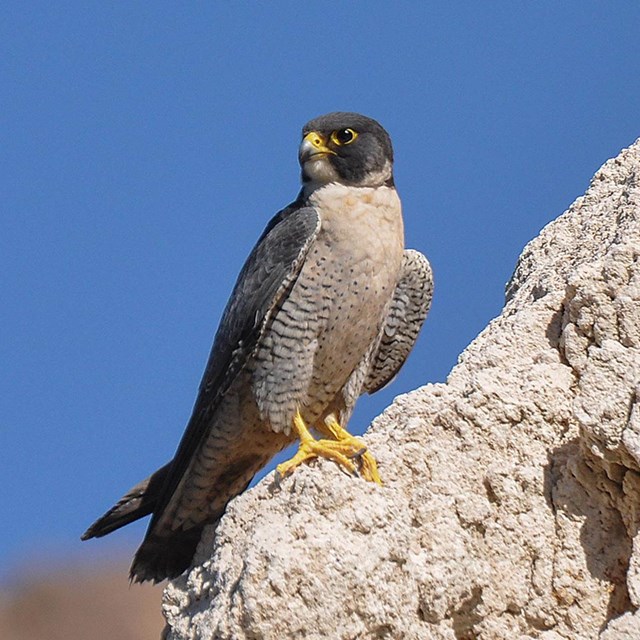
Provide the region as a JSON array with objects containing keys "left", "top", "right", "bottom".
[
  {"left": 336, "top": 129, "right": 353, "bottom": 144},
  {"left": 331, "top": 128, "right": 358, "bottom": 146}
]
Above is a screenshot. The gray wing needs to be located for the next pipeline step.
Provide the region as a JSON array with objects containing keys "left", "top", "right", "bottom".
[
  {"left": 83, "top": 203, "right": 320, "bottom": 550},
  {"left": 364, "top": 249, "right": 433, "bottom": 394},
  {"left": 146, "top": 203, "right": 321, "bottom": 523}
]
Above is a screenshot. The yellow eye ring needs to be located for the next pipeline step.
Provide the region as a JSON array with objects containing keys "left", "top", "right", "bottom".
[{"left": 330, "top": 128, "right": 358, "bottom": 146}]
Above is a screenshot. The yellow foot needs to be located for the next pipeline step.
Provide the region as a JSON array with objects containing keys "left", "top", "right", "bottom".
[
  {"left": 322, "top": 414, "right": 382, "bottom": 485},
  {"left": 276, "top": 410, "right": 371, "bottom": 480}
]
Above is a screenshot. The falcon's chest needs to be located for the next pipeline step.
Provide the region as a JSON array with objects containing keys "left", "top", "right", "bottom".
[
  {"left": 299, "top": 183, "right": 405, "bottom": 356},
  {"left": 249, "top": 184, "right": 404, "bottom": 433},
  {"left": 308, "top": 183, "right": 404, "bottom": 282}
]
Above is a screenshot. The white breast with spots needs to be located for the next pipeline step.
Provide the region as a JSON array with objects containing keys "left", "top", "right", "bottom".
[{"left": 252, "top": 183, "right": 404, "bottom": 435}]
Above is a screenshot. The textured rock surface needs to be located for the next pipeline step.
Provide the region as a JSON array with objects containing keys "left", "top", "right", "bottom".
[{"left": 163, "top": 140, "right": 640, "bottom": 639}]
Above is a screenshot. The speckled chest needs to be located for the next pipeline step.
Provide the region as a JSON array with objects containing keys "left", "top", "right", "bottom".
[
  {"left": 250, "top": 183, "right": 404, "bottom": 433},
  {"left": 306, "top": 183, "right": 404, "bottom": 358}
]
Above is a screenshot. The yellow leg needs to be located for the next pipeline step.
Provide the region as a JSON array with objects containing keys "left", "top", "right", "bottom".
[
  {"left": 321, "top": 414, "right": 382, "bottom": 485},
  {"left": 276, "top": 410, "right": 371, "bottom": 480}
]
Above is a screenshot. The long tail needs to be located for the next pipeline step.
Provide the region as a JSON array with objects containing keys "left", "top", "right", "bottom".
[
  {"left": 129, "top": 524, "right": 209, "bottom": 584},
  {"left": 128, "top": 466, "right": 258, "bottom": 583},
  {"left": 81, "top": 459, "right": 212, "bottom": 583},
  {"left": 81, "top": 462, "right": 171, "bottom": 540},
  {"left": 84, "top": 439, "right": 283, "bottom": 582}
]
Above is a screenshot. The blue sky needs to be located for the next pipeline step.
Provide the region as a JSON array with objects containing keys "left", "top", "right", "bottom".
[{"left": 2, "top": 2, "right": 640, "bottom": 579}]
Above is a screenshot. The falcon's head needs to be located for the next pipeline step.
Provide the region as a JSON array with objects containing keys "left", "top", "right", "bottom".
[{"left": 299, "top": 112, "right": 394, "bottom": 192}]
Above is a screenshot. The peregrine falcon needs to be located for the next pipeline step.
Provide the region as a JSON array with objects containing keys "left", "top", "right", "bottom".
[{"left": 82, "top": 112, "right": 433, "bottom": 583}]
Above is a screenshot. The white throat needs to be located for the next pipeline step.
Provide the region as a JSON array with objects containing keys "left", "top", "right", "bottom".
[{"left": 301, "top": 158, "right": 393, "bottom": 200}]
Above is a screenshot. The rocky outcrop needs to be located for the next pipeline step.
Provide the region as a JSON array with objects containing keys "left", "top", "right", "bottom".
[{"left": 162, "top": 140, "right": 640, "bottom": 639}]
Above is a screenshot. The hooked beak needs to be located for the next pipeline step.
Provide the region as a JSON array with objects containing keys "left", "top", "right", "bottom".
[{"left": 298, "top": 131, "right": 337, "bottom": 165}]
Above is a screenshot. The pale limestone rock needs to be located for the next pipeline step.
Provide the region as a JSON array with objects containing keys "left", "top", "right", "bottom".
[{"left": 163, "top": 139, "right": 640, "bottom": 640}]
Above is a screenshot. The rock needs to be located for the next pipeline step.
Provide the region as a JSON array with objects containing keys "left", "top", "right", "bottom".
[{"left": 163, "top": 139, "right": 640, "bottom": 639}]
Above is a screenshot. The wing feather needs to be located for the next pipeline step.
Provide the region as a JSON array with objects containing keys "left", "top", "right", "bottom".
[
  {"left": 142, "top": 203, "right": 320, "bottom": 531},
  {"left": 364, "top": 249, "right": 433, "bottom": 394}
]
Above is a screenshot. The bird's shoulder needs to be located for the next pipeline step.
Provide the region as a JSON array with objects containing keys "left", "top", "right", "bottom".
[{"left": 213, "top": 198, "right": 320, "bottom": 355}]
